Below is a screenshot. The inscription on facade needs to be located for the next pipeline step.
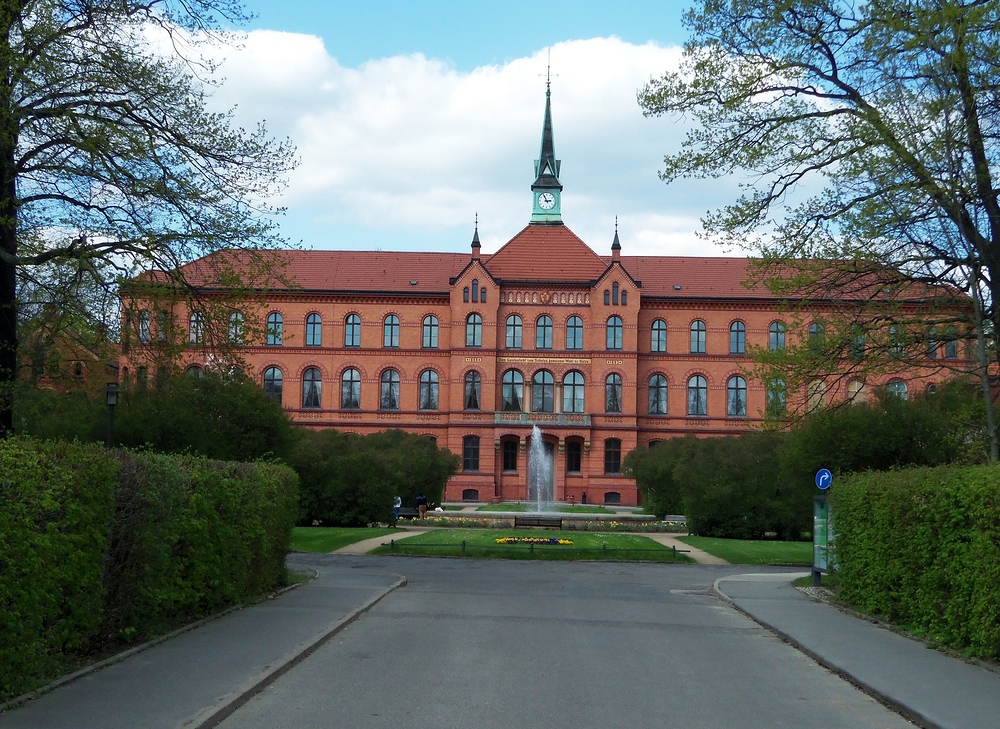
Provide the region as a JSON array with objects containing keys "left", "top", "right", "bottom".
[
  {"left": 465, "top": 357, "right": 483, "bottom": 363},
  {"left": 497, "top": 356, "right": 592, "bottom": 364},
  {"left": 605, "top": 360, "right": 624, "bottom": 365}
]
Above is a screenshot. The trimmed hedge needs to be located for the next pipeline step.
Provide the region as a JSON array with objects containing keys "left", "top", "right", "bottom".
[
  {"left": 833, "top": 465, "right": 1000, "bottom": 659},
  {"left": 0, "top": 439, "right": 298, "bottom": 700}
]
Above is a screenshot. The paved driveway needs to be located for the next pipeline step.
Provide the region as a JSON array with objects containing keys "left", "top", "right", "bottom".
[{"left": 219, "top": 556, "right": 912, "bottom": 729}]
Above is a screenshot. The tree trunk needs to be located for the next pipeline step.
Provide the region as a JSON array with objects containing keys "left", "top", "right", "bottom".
[{"left": 0, "top": 4, "right": 17, "bottom": 438}]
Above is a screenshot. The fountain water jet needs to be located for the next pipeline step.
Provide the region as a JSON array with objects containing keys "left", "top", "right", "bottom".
[{"left": 527, "top": 425, "right": 553, "bottom": 511}]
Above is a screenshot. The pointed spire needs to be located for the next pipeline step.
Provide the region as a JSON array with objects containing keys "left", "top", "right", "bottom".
[
  {"left": 612, "top": 217, "right": 621, "bottom": 260},
  {"left": 533, "top": 68, "right": 561, "bottom": 188},
  {"left": 471, "top": 213, "right": 481, "bottom": 260}
]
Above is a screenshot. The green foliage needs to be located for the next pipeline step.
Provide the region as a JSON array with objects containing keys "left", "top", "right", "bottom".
[
  {"left": 0, "top": 438, "right": 119, "bottom": 699},
  {"left": 833, "top": 465, "right": 1000, "bottom": 660},
  {"left": 291, "top": 428, "right": 459, "bottom": 527},
  {"left": 12, "top": 384, "right": 107, "bottom": 442},
  {"left": 0, "top": 438, "right": 298, "bottom": 701},
  {"left": 113, "top": 373, "right": 297, "bottom": 461},
  {"left": 626, "top": 433, "right": 810, "bottom": 539}
]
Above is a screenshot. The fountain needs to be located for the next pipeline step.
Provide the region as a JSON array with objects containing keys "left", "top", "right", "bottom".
[{"left": 527, "top": 425, "right": 553, "bottom": 511}]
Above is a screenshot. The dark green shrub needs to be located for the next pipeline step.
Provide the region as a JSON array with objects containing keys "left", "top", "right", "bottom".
[
  {"left": 833, "top": 465, "right": 1000, "bottom": 659},
  {"left": 292, "top": 428, "right": 458, "bottom": 526},
  {"left": 0, "top": 438, "right": 119, "bottom": 699}
]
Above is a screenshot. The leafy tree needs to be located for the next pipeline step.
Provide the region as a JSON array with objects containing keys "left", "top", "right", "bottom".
[
  {"left": 0, "top": 0, "right": 297, "bottom": 437},
  {"left": 639, "top": 0, "right": 1000, "bottom": 456},
  {"left": 291, "top": 429, "right": 459, "bottom": 527},
  {"left": 113, "top": 372, "right": 296, "bottom": 461}
]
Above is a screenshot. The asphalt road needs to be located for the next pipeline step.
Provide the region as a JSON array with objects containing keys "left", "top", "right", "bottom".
[{"left": 218, "top": 556, "right": 913, "bottom": 729}]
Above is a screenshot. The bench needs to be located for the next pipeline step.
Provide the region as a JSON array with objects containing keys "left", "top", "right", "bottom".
[
  {"left": 513, "top": 515, "right": 563, "bottom": 530},
  {"left": 393, "top": 507, "right": 420, "bottom": 525}
]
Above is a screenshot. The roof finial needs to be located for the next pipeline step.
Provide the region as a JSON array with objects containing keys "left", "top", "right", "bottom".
[
  {"left": 612, "top": 216, "right": 622, "bottom": 255},
  {"left": 472, "top": 213, "right": 481, "bottom": 253}
]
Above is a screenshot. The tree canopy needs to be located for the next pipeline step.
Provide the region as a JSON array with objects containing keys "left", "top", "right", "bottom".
[
  {"left": 0, "top": 0, "right": 297, "bottom": 435},
  {"left": 639, "top": 0, "right": 1000, "bottom": 453}
]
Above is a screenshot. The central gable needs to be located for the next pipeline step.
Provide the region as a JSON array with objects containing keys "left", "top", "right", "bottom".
[{"left": 484, "top": 224, "right": 607, "bottom": 282}]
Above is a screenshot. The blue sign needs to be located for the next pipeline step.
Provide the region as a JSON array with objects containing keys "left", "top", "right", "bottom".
[{"left": 815, "top": 468, "right": 832, "bottom": 490}]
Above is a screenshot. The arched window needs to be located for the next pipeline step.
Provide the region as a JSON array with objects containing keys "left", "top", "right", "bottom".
[
  {"left": 729, "top": 321, "right": 745, "bottom": 354},
  {"left": 419, "top": 370, "right": 439, "bottom": 410},
  {"left": 383, "top": 315, "right": 400, "bottom": 348},
  {"left": 480, "top": 287, "right": 487, "bottom": 303},
  {"left": 945, "top": 327, "right": 958, "bottom": 359},
  {"left": 603, "top": 289, "right": 611, "bottom": 305},
  {"left": 809, "top": 322, "right": 825, "bottom": 354},
  {"left": 267, "top": 312, "right": 283, "bottom": 346},
  {"left": 380, "top": 369, "right": 400, "bottom": 410},
  {"left": 188, "top": 311, "right": 205, "bottom": 344},
  {"left": 887, "top": 379, "right": 908, "bottom": 400},
  {"left": 769, "top": 321, "right": 785, "bottom": 351},
  {"left": 606, "top": 316, "right": 623, "bottom": 350},
  {"left": 263, "top": 367, "right": 283, "bottom": 405},
  {"left": 807, "top": 380, "right": 827, "bottom": 412},
  {"left": 464, "top": 371, "right": 481, "bottom": 410},
  {"left": 472, "top": 278, "right": 479, "bottom": 303},
  {"left": 138, "top": 311, "right": 150, "bottom": 344},
  {"left": 422, "top": 316, "right": 439, "bottom": 348},
  {"left": 648, "top": 374, "right": 668, "bottom": 415},
  {"left": 605, "top": 373, "right": 623, "bottom": 413},
  {"left": 463, "top": 287, "right": 469, "bottom": 303},
  {"left": 344, "top": 314, "right": 360, "bottom": 347},
  {"left": 690, "top": 320, "right": 706, "bottom": 353},
  {"left": 506, "top": 315, "right": 523, "bottom": 348},
  {"left": 927, "top": 327, "right": 939, "bottom": 359},
  {"left": 651, "top": 319, "right": 667, "bottom": 353},
  {"left": 847, "top": 379, "right": 866, "bottom": 404},
  {"left": 621, "top": 291, "right": 628, "bottom": 306},
  {"left": 612, "top": 282, "right": 620, "bottom": 305},
  {"left": 302, "top": 368, "right": 322, "bottom": 409},
  {"left": 536, "top": 315, "right": 553, "bottom": 349},
  {"left": 687, "top": 375, "right": 708, "bottom": 416},
  {"left": 465, "top": 313, "right": 482, "bottom": 347},
  {"left": 767, "top": 379, "right": 787, "bottom": 417},
  {"left": 727, "top": 376, "right": 747, "bottom": 417},
  {"left": 502, "top": 370, "right": 524, "bottom": 412},
  {"left": 306, "top": 313, "right": 322, "bottom": 347},
  {"left": 566, "top": 316, "right": 583, "bottom": 350},
  {"left": 563, "top": 371, "right": 585, "bottom": 413},
  {"left": 228, "top": 312, "right": 244, "bottom": 344},
  {"left": 341, "top": 368, "right": 361, "bottom": 409},
  {"left": 531, "top": 370, "right": 555, "bottom": 413},
  {"left": 185, "top": 365, "right": 203, "bottom": 378}
]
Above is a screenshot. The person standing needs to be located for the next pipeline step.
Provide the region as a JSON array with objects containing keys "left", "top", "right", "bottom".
[
  {"left": 393, "top": 494, "right": 402, "bottom": 523},
  {"left": 416, "top": 492, "right": 428, "bottom": 519}
]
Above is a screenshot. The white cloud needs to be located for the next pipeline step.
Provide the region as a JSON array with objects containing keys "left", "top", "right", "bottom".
[{"left": 203, "top": 32, "right": 743, "bottom": 256}]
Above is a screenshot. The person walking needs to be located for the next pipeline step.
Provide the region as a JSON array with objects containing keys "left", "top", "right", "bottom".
[{"left": 416, "top": 492, "right": 428, "bottom": 519}]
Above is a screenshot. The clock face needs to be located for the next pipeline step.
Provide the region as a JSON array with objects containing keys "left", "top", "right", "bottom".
[{"left": 538, "top": 192, "right": 556, "bottom": 210}]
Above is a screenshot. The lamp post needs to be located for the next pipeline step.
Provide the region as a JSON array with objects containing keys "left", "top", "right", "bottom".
[{"left": 104, "top": 382, "right": 119, "bottom": 448}]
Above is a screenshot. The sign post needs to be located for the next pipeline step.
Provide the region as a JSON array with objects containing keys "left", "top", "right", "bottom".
[{"left": 813, "top": 469, "right": 832, "bottom": 587}]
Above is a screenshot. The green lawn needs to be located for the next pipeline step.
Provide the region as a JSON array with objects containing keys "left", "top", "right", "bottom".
[
  {"left": 290, "top": 527, "right": 398, "bottom": 553},
  {"left": 678, "top": 536, "right": 812, "bottom": 565},
  {"left": 369, "top": 528, "right": 694, "bottom": 562}
]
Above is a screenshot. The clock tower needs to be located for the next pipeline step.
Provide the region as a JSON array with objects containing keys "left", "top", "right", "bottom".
[{"left": 530, "top": 81, "right": 563, "bottom": 224}]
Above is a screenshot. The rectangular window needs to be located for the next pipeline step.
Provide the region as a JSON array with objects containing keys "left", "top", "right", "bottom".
[
  {"left": 463, "top": 436, "right": 480, "bottom": 472},
  {"left": 502, "top": 440, "right": 518, "bottom": 472},
  {"left": 604, "top": 439, "right": 621, "bottom": 474},
  {"left": 566, "top": 441, "right": 582, "bottom": 473}
]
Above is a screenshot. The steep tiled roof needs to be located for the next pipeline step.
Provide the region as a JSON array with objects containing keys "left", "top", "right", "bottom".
[
  {"left": 484, "top": 224, "right": 608, "bottom": 282},
  {"left": 616, "top": 256, "right": 767, "bottom": 299}
]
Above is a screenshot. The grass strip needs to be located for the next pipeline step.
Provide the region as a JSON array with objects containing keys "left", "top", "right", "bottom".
[
  {"left": 677, "top": 536, "right": 811, "bottom": 565},
  {"left": 474, "top": 503, "right": 616, "bottom": 514},
  {"left": 290, "top": 527, "right": 398, "bottom": 553},
  {"left": 369, "top": 528, "right": 694, "bottom": 562}
]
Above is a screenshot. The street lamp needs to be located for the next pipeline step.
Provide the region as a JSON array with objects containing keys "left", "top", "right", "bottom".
[{"left": 103, "top": 382, "right": 119, "bottom": 447}]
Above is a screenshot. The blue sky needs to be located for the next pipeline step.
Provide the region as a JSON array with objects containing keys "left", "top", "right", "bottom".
[{"left": 203, "top": 1, "right": 738, "bottom": 257}]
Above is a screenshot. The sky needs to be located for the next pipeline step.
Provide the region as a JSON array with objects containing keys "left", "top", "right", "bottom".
[{"left": 198, "top": 0, "right": 742, "bottom": 257}]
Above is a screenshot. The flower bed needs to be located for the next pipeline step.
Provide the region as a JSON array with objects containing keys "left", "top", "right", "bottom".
[{"left": 495, "top": 537, "right": 574, "bottom": 545}]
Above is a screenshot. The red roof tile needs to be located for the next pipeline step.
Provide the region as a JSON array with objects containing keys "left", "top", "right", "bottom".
[{"left": 484, "top": 224, "right": 608, "bottom": 282}]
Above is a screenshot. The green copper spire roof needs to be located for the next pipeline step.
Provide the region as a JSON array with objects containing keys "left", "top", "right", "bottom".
[{"left": 533, "top": 83, "right": 562, "bottom": 190}]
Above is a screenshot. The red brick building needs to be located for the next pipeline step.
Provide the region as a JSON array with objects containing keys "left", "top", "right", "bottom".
[{"left": 123, "top": 86, "right": 964, "bottom": 505}]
